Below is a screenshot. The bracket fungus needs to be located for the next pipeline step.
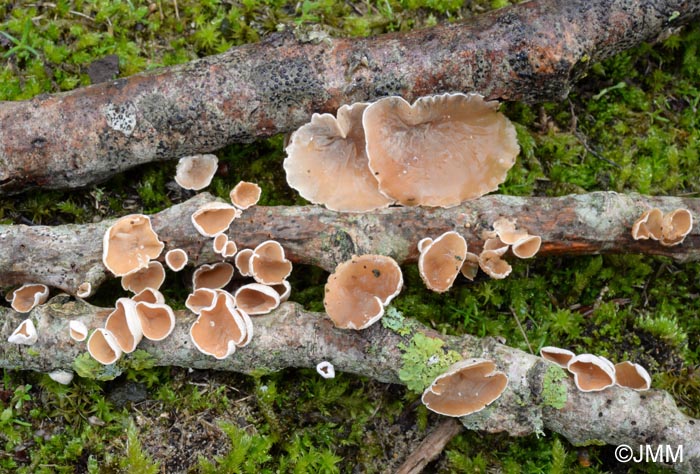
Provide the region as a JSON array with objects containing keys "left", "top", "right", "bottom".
[
  {"left": 87, "top": 328, "right": 122, "bottom": 365},
  {"left": 8, "top": 319, "right": 38, "bottom": 345},
  {"left": 230, "top": 181, "right": 262, "bottom": 210},
  {"left": 540, "top": 346, "right": 575, "bottom": 368},
  {"left": 69, "top": 320, "right": 88, "bottom": 342},
  {"left": 193, "top": 262, "right": 235, "bottom": 290},
  {"left": 418, "top": 231, "right": 468, "bottom": 292},
  {"left": 190, "top": 292, "right": 253, "bottom": 359},
  {"left": 165, "top": 249, "right": 188, "bottom": 272},
  {"left": 614, "top": 361, "right": 651, "bottom": 391},
  {"left": 121, "top": 261, "right": 166, "bottom": 293},
  {"left": 567, "top": 354, "right": 616, "bottom": 392},
  {"left": 250, "top": 241, "right": 293, "bottom": 285},
  {"left": 421, "top": 359, "right": 509, "bottom": 417},
  {"left": 11, "top": 283, "right": 50, "bottom": 313},
  {"left": 174, "top": 154, "right": 218, "bottom": 190},
  {"left": 234, "top": 283, "right": 281, "bottom": 315},
  {"left": 324, "top": 255, "right": 403, "bottom": 330},
  {"left": 191, "top": 202, "right": 241, "bottom": 237},
  {"left": 104, "top": 298, "right": 143, "bottom": 353},
  {"left": 363, "top": 93, "right": 519, "bottom": 207},
  {"left": 284, "top": 102, "right": 393, "bottom": 212},
  {"left": 103, "top": 214, "right": 164, "bottom": 276}
]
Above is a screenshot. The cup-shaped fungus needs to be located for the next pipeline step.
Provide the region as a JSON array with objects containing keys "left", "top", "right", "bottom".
[
  {"left": 324, "top": 255, "right": 403, "bottom": 329},
  {"left": 631, "top": 208, "right": 663, "bottom": 240},
  {"left": 284, "top": 103, "right": 393, "bottom": 212},
  {"left": 421, "top": 359, "right": 508, "bottom": 417},
  {"left": 185, "top": 288, "right": 219, "bottom": 314},
  {"left": 132, "top": 288, "right": 165, "bottom": 305},
  {"left": 87, "top": 328, "right": 122, "bottom": 365},
  {"left": 230, "top": 181, "right": 262, "bottom": 210},
  {"left": 418, "top": 231, "right": 468, "bottom": 292},
  {"left": 193, "top": 262, "right": 235, "bottom": 290},
  {"left": 11, "top": 283, "right": 49, "bottom": 313},
  {"left": 540, "top": 346, "right": 575, "bottom": 368},
  {"left": 76, "top": 282, "right": 92, "bottom": 298},
  {"left": 135, "top": 302, "right": 176, "bottom": 341},
  {"left": 213, "top": 233, "right": 228, "bottom": 254},
  {"left": 191, "top": 202, "right": 241, "bottom": 237},
  {"left": 511, "top": 235, "right": 542, "bottom": 259},
  {"left": 567, "top": 354, "right": 616, "bottom": 392},
  {"left": 270, "top": 280, "right": 292, "bottom": 302},
  {"left": 614, "top": 361, "right": 651, "bottom": 391},
  {"left": 174, "top": 154, "right": 218, "bottom": 190},
  {"left": 478, "top": 249, "right": 512, "bottom": 280},
  {"left": 250, "top": 241, "right": 293, "bottom": 285},
  {"left": 316, "top": 361, "right": 336, "bottom": 379},
  {"left": 460, "top": 252, "right": 480, "bottom": 281},
  {"left": 235, "top": 249, "right": 254, "bottom": 277},
  {"left": 190, "top": 292, "right": 252, "bottom": 359},
  {"left": 8, "top": 319, "right": 38, "bottom": 345},
  {"left": 104, "top": 298, "right": 143, "bottom": 353},
  {"left": 121, "top": 261, "right": 165, "bottom": 293},
  {"left": 103, "top": 214, "right": 164, "bottom": 276},
  {"left": 234, "top": 283, "right": 281, "bottom": 315},
  {"left": 165, "top": 249, "right": 188, "bottom": 272},
  {"left": 69, "top": 320, "right": 88, "bottom": 342},
  {"left": 660, "top": 208, "right": 693, "bottom": 246},
  {"left": 363, "top": 93, "right": 519, "bottom": 207}
]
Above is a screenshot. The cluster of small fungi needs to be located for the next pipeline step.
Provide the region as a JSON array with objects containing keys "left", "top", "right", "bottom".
[
  {"left": 631, "top": 207, "right": 693, "bottom": 246},
  {"left": 541, "top": 346, "right": 651, "bottom": 392}
]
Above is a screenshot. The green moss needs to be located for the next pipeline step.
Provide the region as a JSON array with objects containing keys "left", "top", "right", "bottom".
[
  {"left": 541, "top": 365, "right": 568, "bottom": 410},
  {"left": 72, "top": 353, "right": 123, "bottom": 381}
]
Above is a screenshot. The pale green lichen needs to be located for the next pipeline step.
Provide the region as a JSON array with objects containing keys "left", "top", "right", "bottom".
[
  {"left": 541, "top": 365, "right": 569, "bottom": 409},
  {"left": 398, "top": 332, "right": 463, "bottom": 393},
  {"left": 381, "top": 307, "right": 416, "bottom": 337}
]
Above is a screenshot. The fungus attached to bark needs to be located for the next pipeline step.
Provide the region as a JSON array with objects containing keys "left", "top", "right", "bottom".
[
  {"left": 185, "top": 288, "right": 219, "bottom": 314},
  {"left": 324, "top": 254, "right": 403, "bottom": 330},
  {"left": 165, "top": 249, "right": 188, "bottom": 272},
  {"left": 8, "top": 319, "right": 38, "bottom": 345},
  {"left": 191, "top": 202, "right": 241, "bottom": 237},
  {"left": 103, "top": 214, "right": 164, "bottom": 276},
  {"left": 660, "top": 208, "right": 693, "bottom": 246},
  {"left": 421, "top": 359, "right": 509, "bottom": 417},
  {"left": 270, "top": 280, "right": 292, "bottom": 302},
  {"left": 250, "top": 241, "right": 293, "bottom": 285},
  {"left": 540, "top": 346, "right": 575, "bottom": 368},
  {"left": 316, "top": 361, "right": 336, "bottom": 379},
  {"left": 174, "top": 154, "right": 218, "bottom": 190},
  {"left": 614, "top": 361, "right": 651, "bottom": 391},
  {"left": 234, "top": 283, "right": 281, "bottom": 315},
  {"left": 230, "top": 181, "right": 262, "bottom": 210},
  {"left": 76, "top": 282, "right": 92, "bottom": 298},
  {"left": 69, "top": 320, "right": 88, "bottom": 342},
  {"left": 460, "top": 252, "right": 480, "bottom": 281},
  {"left": 284, "top": 102, "right": 393, "bottom": 212},
  {"left": 363, "top": 93, "right": 519, "bottom": 207},
  {"left": 235, "top": 249, "right": 254, "bottom": 277},
  {"left": 478, "top": 248, "right": 512, "bottom": 279},
  {"left": 192, "top": 262, "right": 235, "bottom": 290},
  {"left": 512, "top": 235, "right": 542, "bottom": 259},
  {"left": 213, "top": 233, "right": 228, "bottom": 254},
  {"left": 135, "top": 302, "right": 176, "bottom": 341},
  {"left": 11, "top": 283, "right": 50, "bottom": 313},
  {"left": 104, "top": 298, "right": 143, "bottom": 353},
  {"left": 87, "top": 328, "right": 122, "bottom": 365},
  {"left": 121, "top": 261, "right": 166, "bottom": 293},
  {"left": 132, "top": 288, "right": 165, "bottom": 305},
  {"left": 567, "top": 354, "right": 616, "bottom": 392},
  {"left": 190, "top": 292, "right": 252, "bottom": 359},
  {"left": 631, "top": 208, "right": 663, "bottom": 240},
  {"left": 418, "top": 231, "right": 468, "bottom": 292}
]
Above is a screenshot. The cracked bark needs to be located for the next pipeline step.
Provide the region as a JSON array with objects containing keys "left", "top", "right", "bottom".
[
  {"left": 1, "top": 191, "right": 699, "bottom": 296},
  {"left": 0, "top": 297, "right": 697, "bottom": 472},
  {"left": 1, "top": 0, "right": 698, "bottom": 194}
]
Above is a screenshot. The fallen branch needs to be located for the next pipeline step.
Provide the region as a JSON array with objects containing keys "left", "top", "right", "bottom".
[
  {"left": 0, "top": 0, "right": 698, "bottom": 194},
  {"left": 396, "top": 418, "right": 463, "bottom": 474},
  {"left": 1, "top": 297, "right": 697, "bottom": 472},
  {"left": 1, "top": 191, "right": 699, "bottom": 296}
]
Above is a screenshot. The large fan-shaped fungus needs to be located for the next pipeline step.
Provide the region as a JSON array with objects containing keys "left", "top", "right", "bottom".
[
  {"left": 363, "top": 93, "right": 519, "bottom": 207},
  {"left": 103, "top": 214, "right": 164, "bottom": 276},
  {"left": 324, "top": 255, "right": 403, "bottom": 329},
  {"left": 284, "top": 103, "right": 393, "bottom": 212},
  {"left": 421, "top": 359, "right": 508, "bottom": 417}
]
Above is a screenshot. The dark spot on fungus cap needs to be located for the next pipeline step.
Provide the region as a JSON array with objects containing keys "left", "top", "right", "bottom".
[{"left": 372, "top": 269, "right": 381, "bottom": 277}]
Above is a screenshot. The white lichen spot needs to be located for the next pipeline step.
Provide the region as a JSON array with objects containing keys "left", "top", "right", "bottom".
[{"left": 105, "top": 102, "right": 137, "bottom": 137}]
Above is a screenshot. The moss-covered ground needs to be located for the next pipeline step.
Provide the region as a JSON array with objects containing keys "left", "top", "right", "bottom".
[{"left": 1, "top": 0, "right": 699, "bottom": 472}]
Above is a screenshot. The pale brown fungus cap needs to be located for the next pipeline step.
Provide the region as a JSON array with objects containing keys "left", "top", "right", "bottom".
[
  {"left": 11, "top": 283, "right": 49, "bottom": 313},
  {"left": 191, "top": 202, "right": 241, "bottom": 237},
  {"left": 418, "top": 231, "right": 468, "bottom": 293},
  {"left": 87, "top": 328, "right": 122, "bottom": 365},
  {"left": 363, "top": 93, "right": 519, "bottom": 207},
  {"left": 165, "top": 249, "right": 188, "bottom": 272},
  {"left": 190, "top": 292, "right": 250, "bottom": 359},
  {"left": 478, "top": 249, "right": 512, "bottom": 279},
  {"left": 421, "top": 359, "right": 509, "bottom": 417},
  {"left": 235, "top": 249, "right": 254, "bottom": 277},
  {"left": 135, "top": 302, "right": 176, "bottom": 341},
  {"left": 132, "top": 287, "right": 165, "bottom": 305},
  {"left": 512, "top": 235, "right": 542, "bottom": 259},
  {"left": 76, "top": 282, "right": 92, "bottom": 299},
  {"left": 185, "top": 288, "right": 219, "bottom": 314},
  {"left": 250, "top": 241, "right": 293, "bottom": 285},
  {"left": 660, "top": 208, "right": 693, "bottom": 246},
  {"left": 8, "top": 319, "right": 38, "bottom": 345},
  {"left": 460, "top": 252, "right": 480, "bottom": 281},
  {"left": 174, "top": 154, "right": 218, "bottom": 190},
  {"left": 270, "top": 280, "right": 292, "bottom": 302},
  {"left": 324, "top": 255, "right": 403, "bottom": 330},
  {"left": 192, "top": 262, "right": 235, "bottom": 290},
  {"left": 104, "top": 297, "right": 143, "bottom": 353},
  {"left": 234, "top": 283, "right": 281, "bottom": 315},
  {"left": 103, "top": 214, "right": 164, "bottom": 277},
  {"left": 631, "top": 208, "right": 663, "bottom": 240},
  {"left": 121, "top": 261, "right": 165, "bottom": 293},
  {"left": 540, "top": 346, "right": 575, "bottom": 368},
  {"left": 284, "top": 103, "right": 393, "bottom": 212},
  {"left": 230, "top": 181, "right": 262, "bottom": 210},
  {"left": 567, "top": 354, "right": 615, "bottom": 392},
  {"left": 614, "top": 361, "right": 651, "bottom": 391}
]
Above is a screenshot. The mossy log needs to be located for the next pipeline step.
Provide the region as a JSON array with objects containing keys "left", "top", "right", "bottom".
[
  {"left": 1, "top": 191, "right": 699, "bottom": 296},
  {"left": 1, "top": 0, "right": 698, "bottom": 194},
  {"left": 0, "top": 296, "right": 697, "bottom": 472}
]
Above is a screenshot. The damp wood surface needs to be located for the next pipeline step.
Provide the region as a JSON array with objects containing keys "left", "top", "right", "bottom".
[{"left": 0, "top": 0, "right": 698, "bottom": 194}]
